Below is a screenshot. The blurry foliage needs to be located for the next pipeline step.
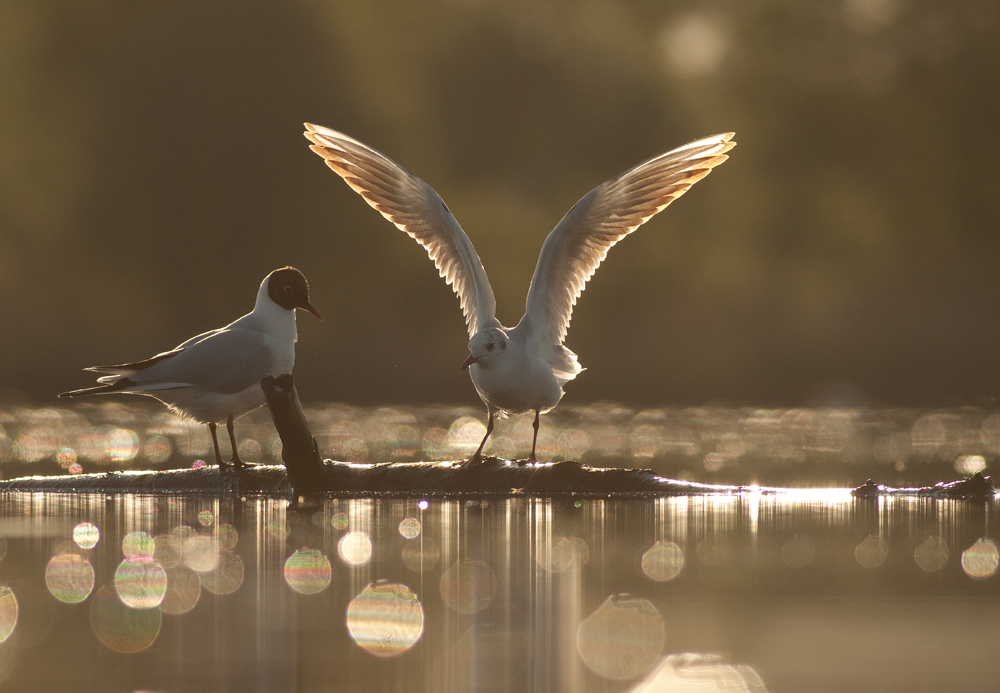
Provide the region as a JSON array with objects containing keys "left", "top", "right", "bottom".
[{"left": 1, "top": 0, "right": 999, "bottom": 408}]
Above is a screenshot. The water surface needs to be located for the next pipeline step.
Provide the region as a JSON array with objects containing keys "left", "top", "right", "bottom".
[
  {"left": 0, "top": 490, "right": 995, "bottom": 692},
  {"left": 0, "top": 403, "right": 996, "bottom": 690}
]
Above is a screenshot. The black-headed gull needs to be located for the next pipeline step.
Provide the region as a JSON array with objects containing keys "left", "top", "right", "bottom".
[
  {"left": 58, "top": 267, "right": 321, "bottom": 468},
  {"left": 304, "top": 124, "right": 734, "bottom": 464}
]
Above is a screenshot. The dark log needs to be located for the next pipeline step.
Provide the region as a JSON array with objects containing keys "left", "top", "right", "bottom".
[
  {"left": 850, "top": 472, "right": 996, "bottom": 500},
  {"left": 0, "top": 463, "right": 990, "bottom": 499},
  {"left": 260, "top": 374, "right": 325, "bottom": 495}
]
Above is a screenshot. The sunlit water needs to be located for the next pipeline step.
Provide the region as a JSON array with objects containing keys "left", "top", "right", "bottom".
[
  {"left": 1, "top": 402, "right": 997, "bottom": 486},
  {"left": 0, "top": 492, "right": 993, "bottom": 691},
  {"left": 0, "top": 404, "right": 997, "bottom": 690}
]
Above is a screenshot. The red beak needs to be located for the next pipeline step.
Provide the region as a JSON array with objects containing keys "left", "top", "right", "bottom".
[{"left": 302, "top": 302, "right": 322, "bottom": 320}]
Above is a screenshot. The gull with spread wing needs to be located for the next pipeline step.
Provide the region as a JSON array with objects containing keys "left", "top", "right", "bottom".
[
  {"left": 304, "top": 124, "right": 734, "bottom": 465},
  {"left": 59, "top": 267, "right": 322, "bottom": 469}
]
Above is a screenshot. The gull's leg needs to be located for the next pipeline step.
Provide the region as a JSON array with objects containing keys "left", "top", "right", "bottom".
[
  {"left": 226, "top": 414, "right": 244, "bottom": 469},
  {"left": 527, "top": 410, "right": 540, "bottom": 463},
  {"left": 209, "top": 423, "right": 228, "bottom": 468},
  {"left": 468, "top": 410, "right": 495, "bottom": 467}
]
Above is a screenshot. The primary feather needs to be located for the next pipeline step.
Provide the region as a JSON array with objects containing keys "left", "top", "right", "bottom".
[
  {"left": 521, "top": 133, "right": 734, "bottom": 346},
  {"left": 304, "top": 123, "right": 497, "bottom": 339}
]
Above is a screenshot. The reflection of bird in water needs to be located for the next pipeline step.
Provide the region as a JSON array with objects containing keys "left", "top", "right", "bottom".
[
  {"left": 305, "top": 124, "right": 734, "bottom": 465},
  {"left": 58, "top": 267, "right": 321, "bottom": 468}
]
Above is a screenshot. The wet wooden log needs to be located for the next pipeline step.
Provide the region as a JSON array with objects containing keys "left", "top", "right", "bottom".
[
  {"left": 260, "top": 374, "right": 325, "bottom": 494},
  {"left": 0, "top": 462, "right": 991, "bottom": 499},
  {"left": 850, "top": 472, "right": 996, "bottom": 500},
  {"left": 0, "top": 375, "right": 993, "bottom": 499},
  {"left": 0, "top": 459, "right": 732, "bottom": 497}
]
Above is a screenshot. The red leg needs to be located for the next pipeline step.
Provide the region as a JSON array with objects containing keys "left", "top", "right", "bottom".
[
  {"left": 527, "top": 410, "right": 540, "bottom": 463},
  {"left": 227, "top": 414, "right": 244, "bottom": 469},
  {"left": 209, "top": 422, "right": 228, "bottom": 468},
  {"left": 468, "top": 410, "right": 495, "bottom": 467}
]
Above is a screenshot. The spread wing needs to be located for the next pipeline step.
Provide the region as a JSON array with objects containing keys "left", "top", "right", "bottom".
[
  {"left": 521, "top": 133, "right": 735, "bottom": 346},
  {"left": 304, "top": 123, "right": 497, "bottom": 339}
]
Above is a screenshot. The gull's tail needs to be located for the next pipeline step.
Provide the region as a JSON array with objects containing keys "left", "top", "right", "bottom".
[{"left": 57, "top": 378, "right": 139, "bottom": 399}]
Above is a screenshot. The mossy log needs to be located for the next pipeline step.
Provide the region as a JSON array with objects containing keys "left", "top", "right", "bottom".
[{"left": 0, "top": 375, "right": 993, "bottom": 499}]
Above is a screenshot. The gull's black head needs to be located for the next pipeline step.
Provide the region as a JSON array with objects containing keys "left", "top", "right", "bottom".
[{"left": 267, "top": 267, "right": 322, "bottom": 319}]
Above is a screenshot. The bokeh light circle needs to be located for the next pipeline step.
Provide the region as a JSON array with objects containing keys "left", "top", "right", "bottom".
[
  {"left": 577, "top": 594, "right": 665, "bottom": 680},
  {"left": 914, "top": 536, "right": 949, "bottom": 573},
  {"left": 284, "top": 549, "right": 333, "bottom": 595},
  {"left": 214, "top": 524, "right": 239, "bottom": 550},
  {"left": 114, "top": 557, "right": 168, "bottom": 609},
  {"left": 346, "top": 582, "right": 424, "bottom": 657},
  {"left": 106, "top": 428, "right": 140, "bottom": 462},
  {"left": 537, "top": 537, "right": 590, "bottom": 573},
  {"left": 142, "top": 435, "right": 172, "bottom": 464},
  {"left": 56, "top": 447, "right": 77, "bottom": 468},
  {"left": 160, "top": 567, "right": 201, "bottom": 615},
  {"left": 446, "top": 417, "right": 487, "bottom": 456},
  {"left": 183, "top": 536, "right": 220, "bottom": 573},
  {"left": 0, "top": 587, "right": 18, "bottom": 644},
  {"left": 954, "top": 454, "right": 986, "bottom": 476},
  {"left": 641, "top": 542, "right": 684, "bottom": 581},
  {"left": 854, "top": 535, "right": 888, "bottom": 569},
  {"left": 265, "top": 522, "right": 290, "bottom": 541},
  {"left": 199, "top": 550, "right": 244, "bottom": 595},
  {"left": 122, "top": 531, "right": 155, "bottom": 559},
  {"left": 73, "top": 522, "right": 100, "bottom": 550},
  {"left": 961, "top": 538, "right": 999, "bottom": 579},
  {"left": 171, "top": 525, "right": 197, "bottom": 551},
  {"left": 398, "top": 517, "right": 421, "bottom": 539},
  {"left": 89, "top": 586, "right": 161, "bottom": 653},
  {"left": 45, "top": 553, "right": 95, "bottom": 604},
  {"left": 338, "top": 531, "right": 373, "bottom": 566}
]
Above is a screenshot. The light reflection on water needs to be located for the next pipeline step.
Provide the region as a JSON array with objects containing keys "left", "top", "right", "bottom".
[
  {"left": 0, "top": 493, "right": 990, "bottom": 690},
  {"left": 4, "top": 403, "right": 1000, "bottom": 485}
]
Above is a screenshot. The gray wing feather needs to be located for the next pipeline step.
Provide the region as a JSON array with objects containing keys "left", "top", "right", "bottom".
[
  {"left": 130, "top": 329, "right": 277, "bottom": 395},
  {"left": 522, "top": 133, "right": 735, "bottom": 346},
  {"left": 304, "top": 123, "right": 497, "bottom": 339}
]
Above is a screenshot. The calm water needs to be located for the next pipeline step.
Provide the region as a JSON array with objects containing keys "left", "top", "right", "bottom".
[
  {"left": 2, "top": 402, "right": 997, "bottom": 487},
  {"left": 0, "top": 491, "right": 995, "bottom": 692},
  {"left": 0, "top": 404, "right": 997, "bottom": 690}
]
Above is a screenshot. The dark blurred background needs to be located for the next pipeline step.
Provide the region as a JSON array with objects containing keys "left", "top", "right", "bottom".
[{"left": 2, "top": 0, "right": 998, "bottom": 410}]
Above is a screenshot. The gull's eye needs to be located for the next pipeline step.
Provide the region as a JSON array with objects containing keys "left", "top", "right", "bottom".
[
  {"left": 284, "top": 285, "right": 293, "bottom": 293},
  {"left": 486, "top": 343, "right": 495, "bottom": 352}
]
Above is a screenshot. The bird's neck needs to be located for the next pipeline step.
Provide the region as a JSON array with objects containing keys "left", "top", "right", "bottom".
[{"left": 249, "top": 282, "right": 298, "bottom": 342}]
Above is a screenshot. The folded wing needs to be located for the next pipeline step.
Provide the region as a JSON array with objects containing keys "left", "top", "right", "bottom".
[
  {"left": 304, "top": 123, "right": 497, "bottom": 339},
  {"left": 73, "top": 329, "right": 278, "bottom": 396},
  {"left": 521, "top": 133, "right": 735, "bottom": 346}
]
